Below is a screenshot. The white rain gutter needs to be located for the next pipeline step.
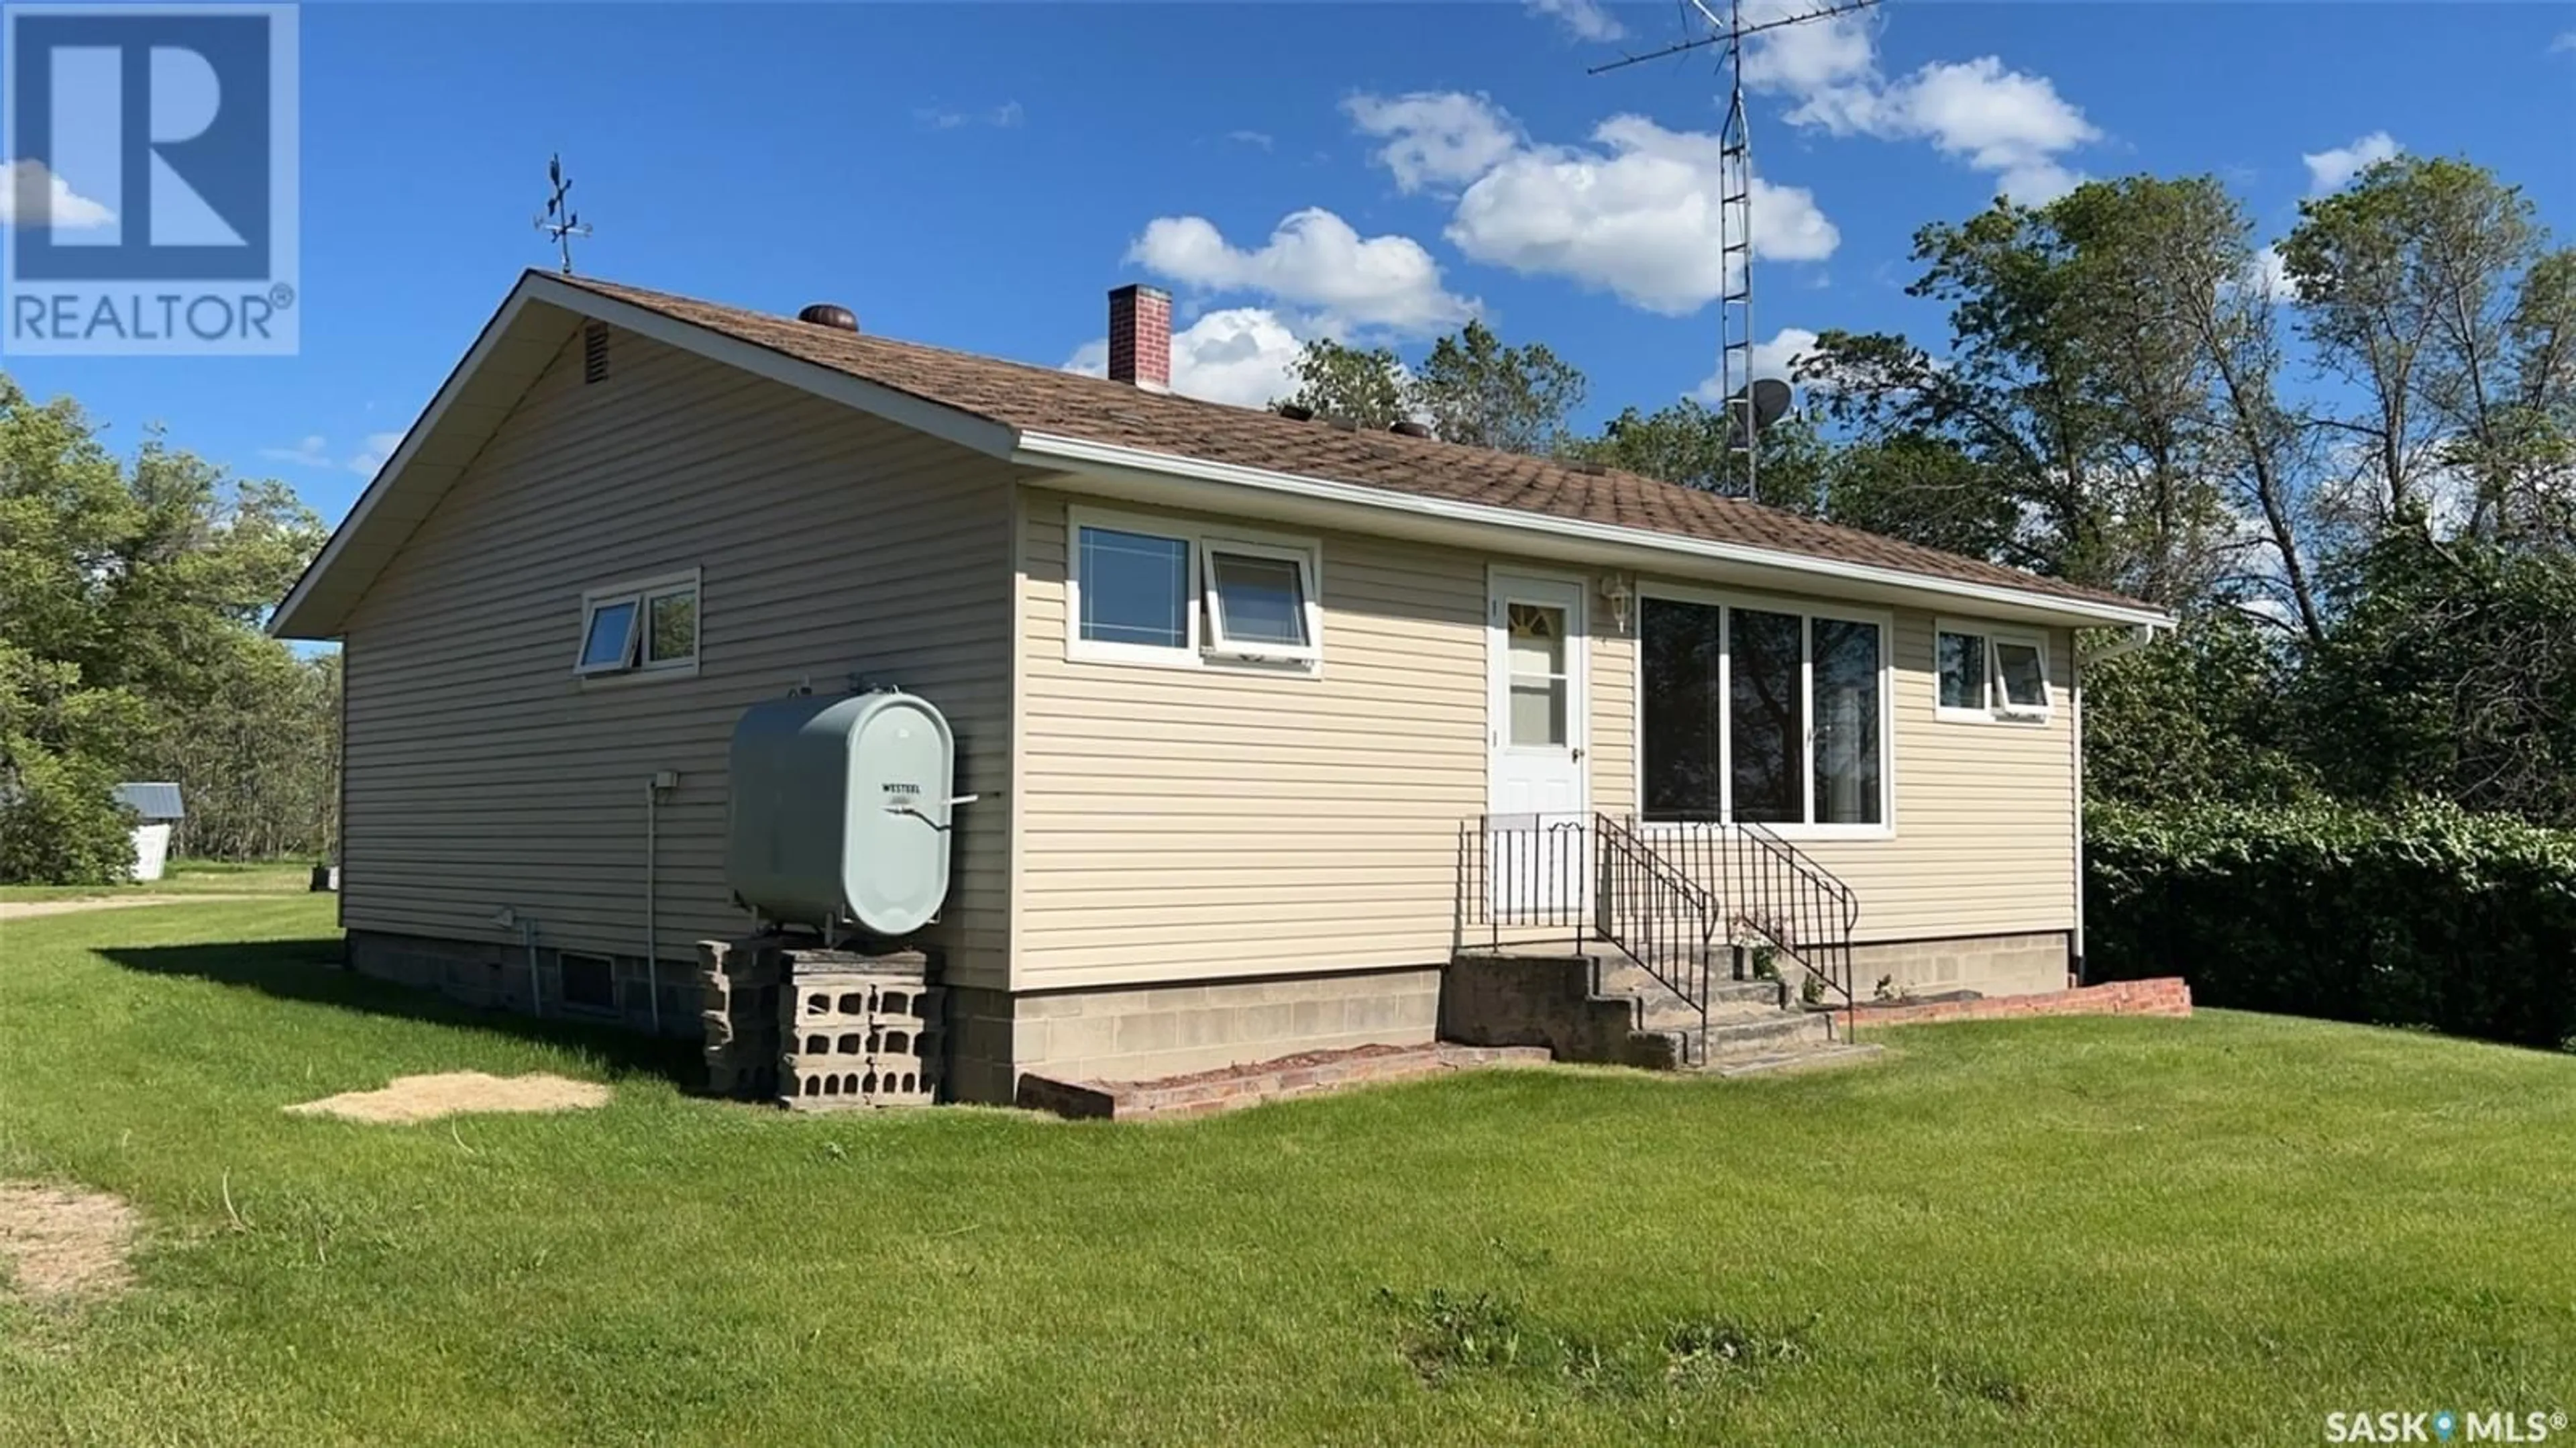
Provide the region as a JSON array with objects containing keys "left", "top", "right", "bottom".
[
  {"left": 1012, "top": 431, "right": 2175, "bottom": 631},
  {"left": 2080, "top": 621, "right": 2164, "bottom": 666}
]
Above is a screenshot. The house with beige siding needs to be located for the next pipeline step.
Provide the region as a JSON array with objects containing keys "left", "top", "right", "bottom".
[{"left": 271, "top": 270, "right": 2169, "bottom": 1104}]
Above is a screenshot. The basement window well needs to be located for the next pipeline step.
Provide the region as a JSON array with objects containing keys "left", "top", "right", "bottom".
[
  {"left": 577, "top": 569, "right": 700, "bottom": 679},
  {"left": 557, "top": 952, "right": 617, "bottom": 1013}
]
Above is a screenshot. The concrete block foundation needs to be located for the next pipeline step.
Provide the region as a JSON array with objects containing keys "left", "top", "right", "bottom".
[
  {"left": 336, "top": 929, "right": 2086, "bottom": 1107},
  {"left": 343, "top": 931, "right": 1448, "bottom": 1107},
  {"left": 959, "top": 967, "right": 1444, "bottom": 1104},
  {"left": 346, "top": 928, "right": 698, "bottom": 1037},
  {"left": 1847, "top": 931, "right": 2072, "bottom": 1000}
]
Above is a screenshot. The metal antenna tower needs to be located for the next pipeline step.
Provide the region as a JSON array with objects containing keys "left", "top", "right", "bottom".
[
  {"left": 534, "top": 153, "right": 592, "bottom": 275},
  {"left": 1593, "top": 0, "right": 1878, "bottom": 499}
]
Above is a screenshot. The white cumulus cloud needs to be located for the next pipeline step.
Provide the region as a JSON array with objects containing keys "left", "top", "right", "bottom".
[
  {"left": 1126, "top": 206, "right": 1476, "bottom": 335},
  {"left": 1741, "top": 1, "right": 2098, "bottom": 203},
  {"left": 1446, "top": 115, "right": 1839, "bottom": 315},
  {"left": 2302, "top": 131, "right": 2400, "bottom": 195},
  {"left": 916, "top": 101, "right": 1023, "bottom": 131},
  {"left": 1342, "top": 91, "right": 1523, "bottom": 195},
  {"left": 258, "top": 435, "right": 332, "bottom": 468},
  {"left": 2239, "top": 244, "right": 2300, "bottom": 304},
  {"left": 0, "top": 158, "right": 114, "bottom": 229},
  {"left": 1695, "top": 327, "right": 1823, "bottom": 403},
  {"left": 260, "top": 431, "right": 408, "bottom": 477},
  {"left": 349, "top": 431, "right": 405, "bottom": 477},
  {"left": 1527, "top": 0, "right": 1625, "bottom": 42},
  {"left": 1063, "top": 306, "right": 1305, "bottom": 410},
  {"left": 1748, "top": 326, "right": 1821, "bottom": 382}
]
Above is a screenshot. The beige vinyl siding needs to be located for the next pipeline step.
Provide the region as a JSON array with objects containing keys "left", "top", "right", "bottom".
[
  {"left": 340, "top": 325, "right": 1016, "bottom": 986},
  {"left": 1015, "top": 489, "right": 1629, "bottom": 989},
  {"left": 1016, "top": 488, "right": 2079, "bottom": 990},
  {"left": 1594, "top": 590, "right": 2078, "bottom": 941}
]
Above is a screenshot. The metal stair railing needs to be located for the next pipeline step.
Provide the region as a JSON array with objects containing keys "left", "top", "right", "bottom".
[
  {"left": 1602, "top": 815, "right": 1862, "bottom": 1041},
  {"left": 1727, "top": 819, "right": 1861, "bottom": 1040},
  {"left": 1454, "top": 813, "right": 1594, "bottom": 957},
  {"left": 1590, "top": 813, "right": 1717, "bottom": 1039},
  {"left": 1453, "top": 814, "right": 1719, "bottom": 1041},
  {"left": 1454, "top": 813, "right": 1860, "bottom": 1045}
]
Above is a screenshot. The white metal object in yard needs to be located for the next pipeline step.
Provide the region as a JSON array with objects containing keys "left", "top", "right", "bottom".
[
  {"left": 113, "top": 782, "right": 186, "bottom": 882},
  {"left": 129, "top": 823, "right": 173, "bottom": 882}
]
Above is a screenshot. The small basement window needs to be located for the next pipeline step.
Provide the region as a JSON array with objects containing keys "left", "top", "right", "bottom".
[
  {"left": 1067, "top": 507, "right": 1321, "bottom": 672},
  {"left": 578, "top": 570, "right": 700, "bottom": 679},
  {"left": 557, "top": 952, "right": 616, "bottom": 1013},
  {"left": 1935, "top": 620, "right": 2052, "bottom": 723}
]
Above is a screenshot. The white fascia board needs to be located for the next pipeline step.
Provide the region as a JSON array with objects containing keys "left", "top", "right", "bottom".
[
  {"left": 269, "top": 284, "right": 548, "bottom": 639},
  {"left": 1011, "top": 430, "right": 2174, "bottom": 631}
]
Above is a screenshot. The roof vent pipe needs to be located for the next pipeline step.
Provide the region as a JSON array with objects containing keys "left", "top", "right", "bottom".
[{"left": 796, "top": 303, "right": 859, "bottom": 332}]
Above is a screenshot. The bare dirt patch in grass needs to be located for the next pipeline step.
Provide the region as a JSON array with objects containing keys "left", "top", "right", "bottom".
[
  {"left": 284, "top": 1072, "right": 610, "bottom": 1125},
  {"left": 0, "top": 1183, "right": 140, "bottom": 1303}
]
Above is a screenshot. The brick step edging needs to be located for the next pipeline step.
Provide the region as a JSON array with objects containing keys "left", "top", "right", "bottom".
[
  {"left": 1856, "top": 977, "right": 2191, "bottom": 1027},
  {"left": 1017, "top": 1042, "right": 1551, "bottom": 1121}
]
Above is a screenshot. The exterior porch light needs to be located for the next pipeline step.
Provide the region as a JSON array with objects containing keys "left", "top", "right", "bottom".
[{"left": 1597, "top": 572, "right": 1634, "bottom": 634}]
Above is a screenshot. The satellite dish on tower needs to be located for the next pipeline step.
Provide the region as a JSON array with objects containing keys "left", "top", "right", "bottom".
[
  {"left": 1725, "top": 377, "right": 1795, "bottom": 449},
  {"left": 1748, "top": 377, "right": 1792, "bottom": 431}
]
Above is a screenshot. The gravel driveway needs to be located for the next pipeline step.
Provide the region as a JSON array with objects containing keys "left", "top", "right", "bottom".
[{"left": 0, "top": 896, "right": 205, "bottom": 922}]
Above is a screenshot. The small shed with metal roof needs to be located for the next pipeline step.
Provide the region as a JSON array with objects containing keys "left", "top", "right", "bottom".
[{"left": 114, "top": 782, "right": 184, "bottom": 881}]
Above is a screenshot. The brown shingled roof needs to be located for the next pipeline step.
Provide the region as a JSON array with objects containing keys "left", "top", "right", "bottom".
[{"left": 555, "top": 274, "right": 2155, "bottom": 616}]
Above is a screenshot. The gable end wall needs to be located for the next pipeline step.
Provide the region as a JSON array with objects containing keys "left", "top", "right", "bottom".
[{"left": 339, "top": 327, "right": 1017, "bottom": 994}]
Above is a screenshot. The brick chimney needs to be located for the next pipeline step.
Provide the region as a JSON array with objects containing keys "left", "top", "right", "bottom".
[{"left": 1106, "top": 284, "right": 1171, "bottom": 393}]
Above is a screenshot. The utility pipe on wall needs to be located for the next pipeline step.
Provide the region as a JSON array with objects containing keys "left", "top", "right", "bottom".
[
  {"left": 521, "top": 916, "right": 542, "bottom": 1016},
  {"left": 643, "top": 772, "right": 677, "bottom": 1035}
]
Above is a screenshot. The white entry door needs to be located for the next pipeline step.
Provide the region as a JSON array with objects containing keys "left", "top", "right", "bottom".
[{"left": 1487, "top": 571, "right": 1589, "bottom": 917}]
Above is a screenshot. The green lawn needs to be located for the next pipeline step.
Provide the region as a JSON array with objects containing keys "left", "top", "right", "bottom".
[
  {"left": 2, "top": 900, "right": 2571, "bottom": 1446},
  {"left": 0, "top": 858, "right": 313, "bottom": 904}
]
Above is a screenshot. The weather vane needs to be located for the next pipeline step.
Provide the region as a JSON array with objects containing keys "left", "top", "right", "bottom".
[{"left": 534, "top": 153, "right": 592, "bottom": 275}]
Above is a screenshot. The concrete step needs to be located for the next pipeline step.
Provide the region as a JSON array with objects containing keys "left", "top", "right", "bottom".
[
  {"left": 1446, "top": 947, "right": 1849, "bottom": 1076},
  {"left": 1694, "top": 1010, "right": 1833, "bottom": 1062},
  {"left": 1704, "top": 1042, "right": 1886, "bottom": 1078},
  {"left": 1635, "top": 992, "right": 1786, "bottom": 1034},
  {"left": 1590, "top": 957, "right": 1786, "bottom": 1010}
]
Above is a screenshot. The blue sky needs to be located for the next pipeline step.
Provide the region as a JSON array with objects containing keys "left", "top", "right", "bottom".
[{"left": 13, "top": 1, "right": 2576, "bottom": 535}]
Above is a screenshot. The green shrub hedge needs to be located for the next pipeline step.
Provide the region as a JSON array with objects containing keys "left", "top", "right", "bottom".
[{"left": 2085, "top": 800, "right": 2576, "bottom": 1050}]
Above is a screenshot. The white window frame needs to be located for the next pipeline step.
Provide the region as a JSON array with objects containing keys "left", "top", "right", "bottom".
[
  {"left": 1064, "top": 505, "right": 1323, "bottom": 676},
  {"left": 1201, "top": 537, "right": 1321, "bottom": 665},
  {"left": 1935, "top": 617, "right": 2053, "bottom": 724},
  {"left": 1631, "top": 583, "right": 1896, "bottom": 842},
  {"left": 577, "top": 568, "right": 700, "bottom": 682}
]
